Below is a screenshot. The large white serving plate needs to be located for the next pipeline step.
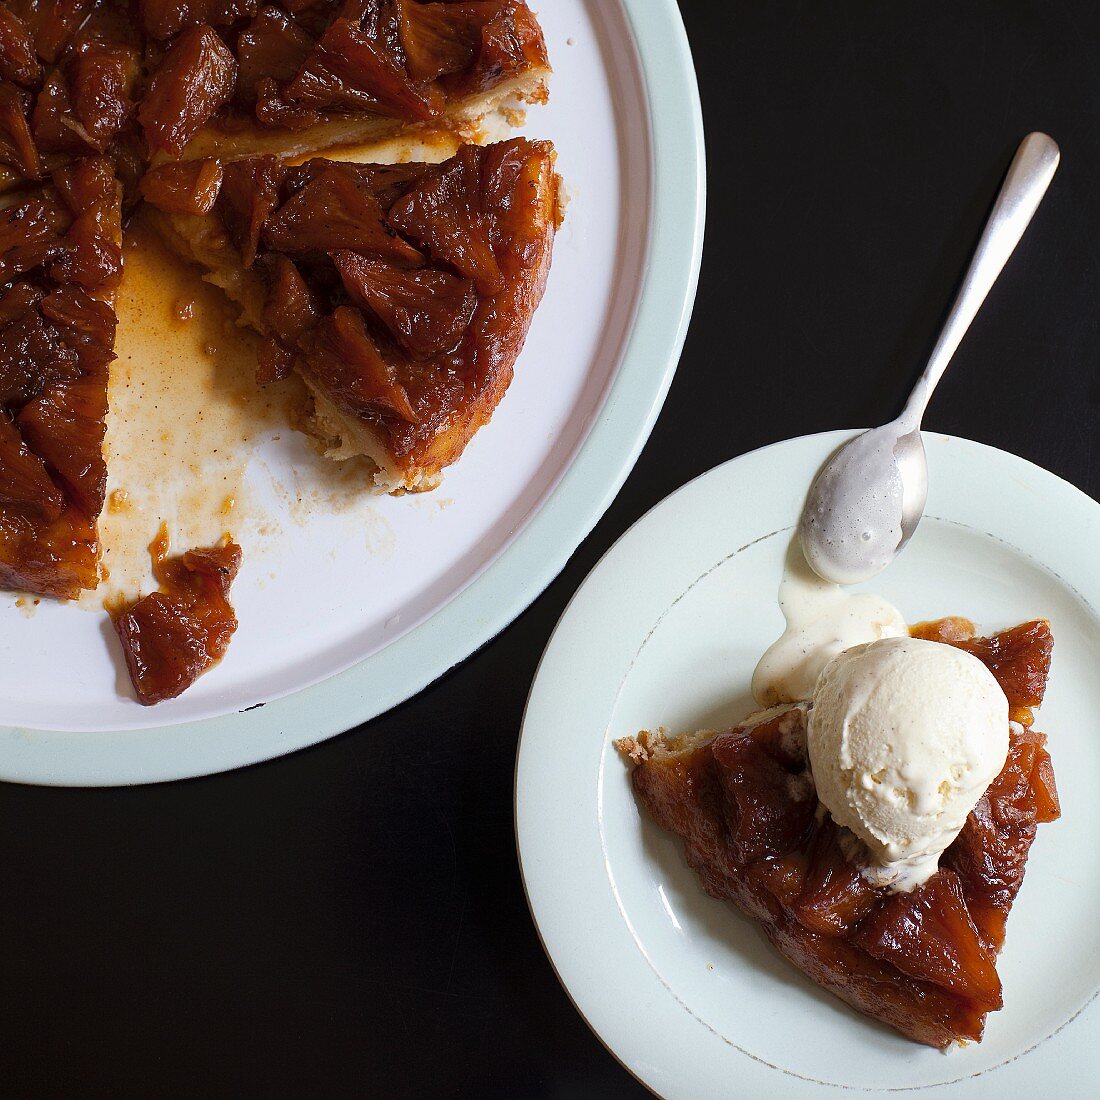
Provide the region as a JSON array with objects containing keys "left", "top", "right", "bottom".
[
  {"left": 517, "top": 431, "right": 1100, "bottom": 1097},
  {"left": 0, "top": 1, "right": 703, "bottom": 785}
]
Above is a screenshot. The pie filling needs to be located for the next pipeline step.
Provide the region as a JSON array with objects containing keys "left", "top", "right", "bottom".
[{"left": 618, "top": 618, "right": 1059, "bottom": 1048}]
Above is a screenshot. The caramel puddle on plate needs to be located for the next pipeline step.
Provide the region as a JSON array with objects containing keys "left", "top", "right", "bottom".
[
  {"left": 86, "top": 217, "right": 303, "bottom": 607},
  {"left": 87, "top": 215, "right": 406, "bottom": 608}
]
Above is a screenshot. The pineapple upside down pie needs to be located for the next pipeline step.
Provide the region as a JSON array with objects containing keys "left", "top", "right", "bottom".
[
  {"left": 0, "top": 1, "right": 560, "bottom": 703},
  {"left": 619, "top": 608, "right": 1059, "bottom": 1049}
]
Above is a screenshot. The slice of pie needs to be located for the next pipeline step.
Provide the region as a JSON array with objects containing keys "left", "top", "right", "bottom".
[
  {"left": 142, "top": 136, "right": 561, "bottom": 491},
  {"left": 618, "top": 619, "right": 1059, "bottom": 1048}
]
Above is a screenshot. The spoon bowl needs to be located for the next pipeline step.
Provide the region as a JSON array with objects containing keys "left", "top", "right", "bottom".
[{"left": 799, "top": 423, "right": 927, "bottom": 585}]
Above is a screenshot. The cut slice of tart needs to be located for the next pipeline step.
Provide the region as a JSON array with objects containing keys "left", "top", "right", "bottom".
[
  {"left": 139, "top": 0, "right": 551, "bottom": 165},
  {"left": 0, "top": 155, "right": 121, "bottom": 597},
  {"left": 142, "top": 136, "right": 561, "bottom": 491},
  {"left": 617, "top": 619, "right": 1060, "bottom": 1048}
]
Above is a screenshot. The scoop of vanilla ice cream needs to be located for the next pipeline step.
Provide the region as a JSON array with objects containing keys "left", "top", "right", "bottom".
[{"left": 807, "top": 636, "right": 1009, "bottom": 891}]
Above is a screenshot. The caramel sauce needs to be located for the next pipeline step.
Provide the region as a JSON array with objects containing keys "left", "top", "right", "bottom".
[
  {"left": 87, "top": 215, "right": 403, "bottom": 608},
  {"left": 86, "top": 217, "right": 302, "bottom": 608}
]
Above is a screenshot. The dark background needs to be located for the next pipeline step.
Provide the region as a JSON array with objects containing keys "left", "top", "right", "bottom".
[{"left": 4, "top": 2, "right": 1099, "bottom": 1096}]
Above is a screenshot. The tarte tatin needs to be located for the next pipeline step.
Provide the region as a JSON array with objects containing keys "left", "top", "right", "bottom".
[{"left": 0, "top": 0, "right": 558, "bottom": 701}]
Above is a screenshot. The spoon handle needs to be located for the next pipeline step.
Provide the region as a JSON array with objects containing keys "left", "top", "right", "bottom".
[{"left": 899, "top": 132, "right": 1060, "bottom": 430}]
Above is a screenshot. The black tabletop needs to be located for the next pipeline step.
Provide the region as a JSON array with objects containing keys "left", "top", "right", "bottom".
[{"left": 4, "top": 3, "right": 1098, "bottom": 1096}]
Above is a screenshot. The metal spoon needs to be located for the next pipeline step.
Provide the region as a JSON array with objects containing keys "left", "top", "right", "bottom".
[{"left": 799, "top": 132, "right": 1061, "bottom": 585}]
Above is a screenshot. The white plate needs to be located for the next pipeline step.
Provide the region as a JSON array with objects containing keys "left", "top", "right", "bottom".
[
  {"left": 0, "top": 0, "right": 704, "bottom": 785},
  {"left": 517, "top": 431, "right": 1100, "bottom": 1098}
]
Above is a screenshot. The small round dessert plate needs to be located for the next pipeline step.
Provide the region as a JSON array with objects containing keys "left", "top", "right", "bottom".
[
  {"left": 517, "top": 430, "right": 1100, "bottom": 1097},
  {"left": 0, "top": 0, "right": 703, "bottom": 785}
]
